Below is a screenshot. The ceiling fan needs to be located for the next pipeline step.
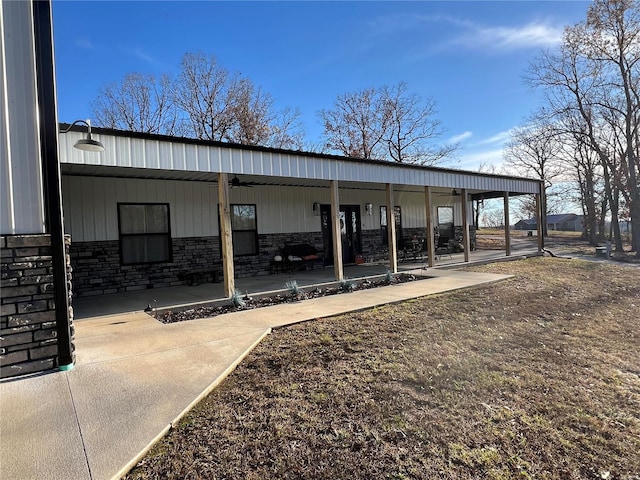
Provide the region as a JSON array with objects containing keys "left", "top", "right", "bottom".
[
  {"left": 436, "top": 189, "right": 462, "bottom": 197},
  {"left": 230, "top": 175, "right": 253, "bottom": 188}
]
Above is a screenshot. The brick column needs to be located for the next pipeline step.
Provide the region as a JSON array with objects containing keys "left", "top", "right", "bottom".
[{"left": 0, "top": 234, "right": 74, "bottom": 378}]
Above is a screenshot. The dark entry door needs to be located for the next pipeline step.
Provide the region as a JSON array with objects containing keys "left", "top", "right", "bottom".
[{"left": 321, "top": 205, "right": 362, "bottom": 265}]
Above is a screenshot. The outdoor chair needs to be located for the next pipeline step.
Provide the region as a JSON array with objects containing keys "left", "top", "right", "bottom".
[{"left": 435, "top": 236, "right": 452, "bottom": 260}]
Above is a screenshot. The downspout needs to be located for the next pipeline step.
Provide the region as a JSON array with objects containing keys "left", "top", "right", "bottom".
[{"left": 32, "top": 0, "right": 74, "bottom": 370}]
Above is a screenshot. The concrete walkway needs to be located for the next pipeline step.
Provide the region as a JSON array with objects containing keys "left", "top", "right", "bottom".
[{"left": 1, "top": 268, "right": 511, "bottom": 480}]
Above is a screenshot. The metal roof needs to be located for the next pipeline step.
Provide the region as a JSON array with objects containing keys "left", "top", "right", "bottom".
[{"left": 59, "top": 124, "right": 542, "bottom": 195}]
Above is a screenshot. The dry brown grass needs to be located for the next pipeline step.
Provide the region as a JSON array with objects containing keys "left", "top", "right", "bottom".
[{"left": 127, "top": 258, "right": 640, "bottom": 480}]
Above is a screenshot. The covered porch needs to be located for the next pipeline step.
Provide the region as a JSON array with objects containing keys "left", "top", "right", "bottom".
[
  {"left": 59, "top": 125, "right": 545, "bottom": 307},
  {"left": 73, "top": 245, "right": 541, "bottom": 319}
]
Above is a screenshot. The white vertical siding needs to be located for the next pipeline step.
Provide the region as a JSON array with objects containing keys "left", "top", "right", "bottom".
[
  {"left": 62, "top": 177, "right": 218, "bottom": 241},
  {"left": 0, "top": 1, "right": 45, "bottom": 234},
  {"left": 59, "top": 131, "right": 541, "bottom": 195},
  {"left": 62, "top": 174, "right": 481, "bottom": 243}
]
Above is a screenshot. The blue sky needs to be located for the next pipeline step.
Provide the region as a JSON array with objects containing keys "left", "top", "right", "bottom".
[{"left": 53, "top": 1, "right": 590, "bottom": 171}]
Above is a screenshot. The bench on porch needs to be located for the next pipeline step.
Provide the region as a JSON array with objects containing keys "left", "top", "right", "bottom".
[
  {"left": 178, "top": 268, "right": 222, "bottom": 286},
  {"left": 279, "top": 244, "right": 324, "bottom": 272}
]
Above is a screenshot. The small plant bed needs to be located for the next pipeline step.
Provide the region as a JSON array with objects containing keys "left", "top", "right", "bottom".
[{"left": 157, "top": 272, "right": 424, "bottom": 324}]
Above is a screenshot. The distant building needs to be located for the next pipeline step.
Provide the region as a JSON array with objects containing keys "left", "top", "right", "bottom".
[
  {"left": 514, "top": 218, "right": 537, "bottom": 231},
  {"left": 515, "top": 214, "right": 583, "bottom": 232}
]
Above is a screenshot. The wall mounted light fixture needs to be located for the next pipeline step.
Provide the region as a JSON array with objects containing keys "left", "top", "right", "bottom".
[
  {"left": 312, "top": 202, "right": 321, "bottom": 216},
  {"left": 365, "top": 203, "right": 373, "bottom": 215},
  {"left": 60, "top": 119, "right": 105, "bottom": 152}
]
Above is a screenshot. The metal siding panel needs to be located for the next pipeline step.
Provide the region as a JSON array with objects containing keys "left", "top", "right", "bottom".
[
  {"left": 65, "top": 177, "right": 83, "bottom": 241},
  {"left": 184, "top": 144, "right": 198, "bottom": 171},
  {"left": 158, "top": 141, "right": 172, "bottom": 170},
  {"left": 183, "top": 181, "right": 195, "bottom": 237},
  {"left": 1, "top": 1, "right": 45, "bottom": 234},
  {"left": 93, "top": 178, "right": 107, "bottom": 240},
  {"left": 61, "top": 178, "right": 72, "bottom": 237},
  {"left": 102, "top": 178, "right": 118, "bottom": 241},
  {"left": 195, "top": 145, "right": 209, "bottom": 172},
  {"left": 129, "top": 137, "right": 142, "bottom": 169},
  {"left": 218, "top": 148, "right": 230, "bottom": 172},
  {"left": 171, "top": 143, "right": 185, "bottom": 170},
  {"left": 0, "top": 85, "right": 13, "bottom": 232}
]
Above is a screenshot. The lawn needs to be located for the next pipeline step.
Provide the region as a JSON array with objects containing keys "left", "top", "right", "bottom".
[{"left": 127, "top": 258, "right": 640, "bottom": 479}]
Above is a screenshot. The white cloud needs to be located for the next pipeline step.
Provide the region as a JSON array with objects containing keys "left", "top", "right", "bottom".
[
  {"left": 448, "top": 131, "right": 473, "bottom": 144},
  {"left": 474, "top": 130, "right": 514, "bottom": 146},
  {"left": 453, "top": 21, "right": 564, "bottom": 51},
  {"left": 453, "top": 148, "right": 506, "bottom": 171},
  {"left": 367, "top": 14, "right": 565, "bottom": 53},
  {"left": 117, "top": 45, "right": 161, "bottom": 66}
]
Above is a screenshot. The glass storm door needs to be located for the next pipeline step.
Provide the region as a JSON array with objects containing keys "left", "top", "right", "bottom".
[{"left": 320, "top": 205, "right": 361, "bottom": 265}]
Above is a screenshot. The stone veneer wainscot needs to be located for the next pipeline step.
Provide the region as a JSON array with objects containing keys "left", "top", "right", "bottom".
[{"left": 0, "top": 234, "right": 74, "bottom": 378}]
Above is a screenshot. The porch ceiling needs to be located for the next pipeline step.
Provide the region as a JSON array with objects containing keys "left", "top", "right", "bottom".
[{"left": 60, "top": 163, "right": 514, "bottom": 197}]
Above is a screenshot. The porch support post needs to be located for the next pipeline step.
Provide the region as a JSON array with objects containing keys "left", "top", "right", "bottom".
[
  {"left": 536, "top": 192, "right": 544, "bottom": 251},
  {"left": 461, "top": 188, "right": 471, "bottom": 263},
  {"left": 218, "top": 173, "right": 235, "bottom": 297},
  {"left": 386, "top": 183, "right": 398, "bottom": 273},
  {"left": 330, "top": 180, "right": 344, "bottom": 281},
  {"left": 503, "top": 192, "right": 511, "bottom": 256},
  {"left": 424, "top": 186, "right": 435, "bottom": 267}
]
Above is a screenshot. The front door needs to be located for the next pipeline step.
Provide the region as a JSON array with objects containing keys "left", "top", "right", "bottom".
[{"left": 321, "top": 205, "right": 362, "bottom": 265}]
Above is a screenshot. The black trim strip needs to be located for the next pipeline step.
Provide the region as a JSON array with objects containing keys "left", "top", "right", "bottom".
[{"left": 34, "top": 1, "right": 73, "bottom": 367}]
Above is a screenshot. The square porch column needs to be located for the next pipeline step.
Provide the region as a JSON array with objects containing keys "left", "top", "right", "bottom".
[
  {"left": 330, "top": 180, "right": 344, "bottom": 281},
  {"left": 504, "top": 192, "right": 511, "bottom": 256},
  {"left": 386, "top": 184, "right": 398, "bottom": 273},
  {"left": 461, "top": 188, "right": 470, "bottom": 263},
  {"left": 218, "top": 173, "right": 235, "bottom": 297},
  {"left": 424, "top": 186, "right": 435, "bottom": 267}
]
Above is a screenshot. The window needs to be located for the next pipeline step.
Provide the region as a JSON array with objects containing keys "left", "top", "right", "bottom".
[
  {"left": 118, "top": 203, "right": 171, "bottom": 265},
  {"left": 231, "top": 204, "right": 258, "bottom": 256}
]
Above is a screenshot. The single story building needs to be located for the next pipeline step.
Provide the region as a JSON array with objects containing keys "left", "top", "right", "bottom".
[
  {"left": 515, "top": 214, "right": 583, "bottom": 232},
  {"left": 59, "top": 125, "right": 545, "bottom": 299}
]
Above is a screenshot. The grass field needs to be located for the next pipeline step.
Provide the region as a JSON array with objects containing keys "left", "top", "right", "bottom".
[{"left": 127, "top": 257, "right": 640, "bottom": 479}]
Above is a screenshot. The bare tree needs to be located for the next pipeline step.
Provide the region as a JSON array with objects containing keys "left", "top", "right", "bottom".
[
  {"left": 529, "top": 0, "right": 640, "bottom": 254},
  {"left": 319, "top": 83, "right": 456, "bottom": 164},
  {"left": 225, "top": 77, "right": 273, "bottom": 145},
  {"left": 93, "top": 52, "right": 306, "bottom": 150},
  {"left": 556, "top": 117, "right": 605, "bottom": 245},
  {"left": 381, "top": 82, "right": 457, "bottom": 165},
  {"left": 268, "top": 107, "right": 305, "bottom": 150},
  {"left": 172, "top": 52, "right": 236, "bottom": 141},
  {"left": 319, "top": 87, "right": 388, "bottom": 159},
  {"left": 504, "top": 120, "right": 565, "bottom": 235},
  {"left": 91, "top": 73, "right": 178, "bottom": 135}
]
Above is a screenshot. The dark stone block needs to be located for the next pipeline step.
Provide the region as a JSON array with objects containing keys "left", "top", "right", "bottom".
[
  {"left": 34, "top": 329, "right": 57, "bottom": 341},
  {"left": 0, "top": 359, "right": 55, "bottom": 379},
  {"left": 2, "top": 285, "right": 39, "bottom": 297},
  {"left": 17, "top": 300, "right": 48, "bottom": 314},
  {"left": 29, "top": 345, "right": 58, "bottom": 360},
  {"left": 7, "top": 310, "right": 56, "bottom": 327},
  {"left": 0, "top": 350, "right": 29, "bottom": 366},
  {"left": 5, "top": 235, "right": 51, "bottom": 248},
  {"left": 0, "top": 331, "right": 33, "bottom": 347}
]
